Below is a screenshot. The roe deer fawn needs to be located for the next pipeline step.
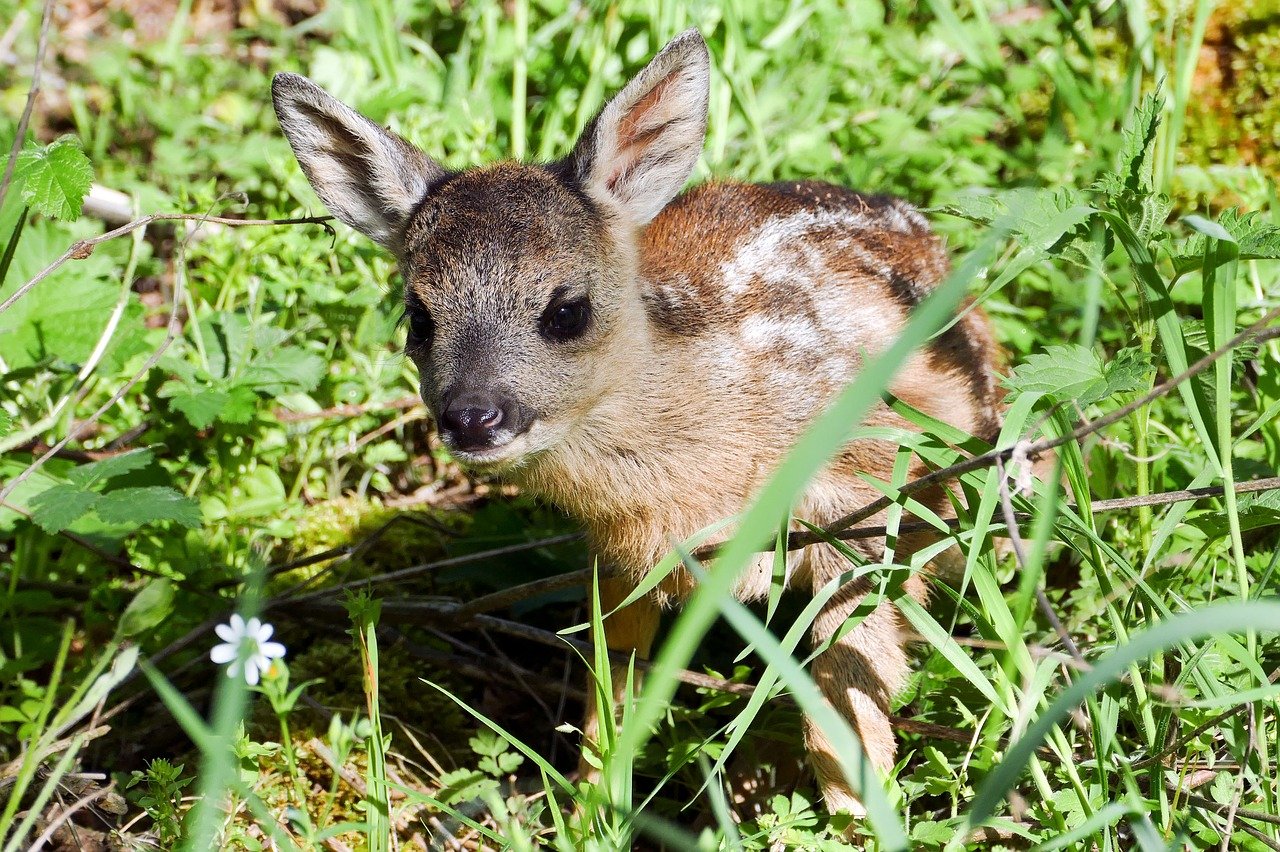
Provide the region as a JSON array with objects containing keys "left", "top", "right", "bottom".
[{"left": 272, "top": 29, "right": 1004, "bottom": 821}]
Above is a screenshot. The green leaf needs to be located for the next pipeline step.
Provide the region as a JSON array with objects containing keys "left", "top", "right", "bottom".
[
  {"left": 1101, "top": 347, "right": 1154, "bottom": 397},
  {"left": 1173, "top": 209, "right": 1280, "bottom": 275},
  {"left": 66, "top": 448, "right": 155, "bottom": 489},
  {"left": 1005, "top": 344, "right": 1149, "bottom": 409},
  {"left": 1099, "top": 91, "right": 1164, "bottom": 199},
  {"left": 220, "top": 385, "right": 260, "bottom": 423},
  {"left": 1190, "top": 488, "right": 1280, "bottom": 539},
  {"left": 120, "top": 580, "right": 175, "bottom": 638},
  {"left": 29, "top": 485, "right": 99, "bottom": 533},
  {"left": 434, "top": 767, "right": 498, "bottom": 806},
  {"left": 94, "top": 487, "right": 202, "bottom": 528},
  {"left": 0, "top": 218, "right": 132, "bottom": 370},
  {"left": 1004, "top": 344, "right": 1107, "bottom": 406},
  {"left": 14, "top": 138, "right": 94, "bottom": 220},
  {"left": 165, "top": 389, "right": 229, "bottom": 429},
  {"left": 240, "top": 347, "right": 326, "bottom": 395}
]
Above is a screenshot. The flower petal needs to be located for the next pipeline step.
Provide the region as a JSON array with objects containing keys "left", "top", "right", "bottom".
[
  {"left": 245, "top": 617, "right": 262, "bottom": 638},
  {"left": 229, "top": 614, "right": 245, "bottom": 634},
  {"left": 260, "top": 641, "right": 286, "bottom": 660},
  {"left": 256, "top": 622, "right": 274, "bottom": 642},
  {"left": 244, "top": 661, "right": 260, "bottom": 686},
  {"left": 210, "top": 643, "right": 237, "bottom": 664},
  {"left": 215, "top": 623, "right": 237, "bottom": 643}
]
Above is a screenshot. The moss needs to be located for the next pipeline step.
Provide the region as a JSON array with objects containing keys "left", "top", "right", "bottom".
[
  {"left": 1182, "top": 4, "right": 1280, "bottom": 182},
  {"left": 272, "top": 495, "right": 467, "bottom": 593}
]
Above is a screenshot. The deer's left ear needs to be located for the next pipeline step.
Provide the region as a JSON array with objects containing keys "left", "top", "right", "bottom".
[{"left": 564, "top": 29, "right": 710, "bottom": 227}]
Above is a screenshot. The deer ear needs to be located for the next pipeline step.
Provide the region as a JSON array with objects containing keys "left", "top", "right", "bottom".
[
  {"left": 272, "top": 73, "right": 445, "bottom": 252},
  {"left": 565, "top": 29, "right": 710, "bottom": 226}
]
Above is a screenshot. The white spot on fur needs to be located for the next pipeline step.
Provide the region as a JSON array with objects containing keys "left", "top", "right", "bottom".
[
  {"left": 739, "top": 314, "right": 825, "bottom": 352},
  {"left": 722, "top": 209, "right": 871, "bottom": 296}
]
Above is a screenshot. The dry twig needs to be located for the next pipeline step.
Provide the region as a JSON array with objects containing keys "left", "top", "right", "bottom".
[
  {"left": 0, "top": 210, "right": 333, "bottom": 316},
  {"left": 785, "top": 308, "right": 1280, "bottom": 554}
]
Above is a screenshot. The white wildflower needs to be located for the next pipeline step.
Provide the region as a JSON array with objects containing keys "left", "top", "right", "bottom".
[{"left": 210, "top": 614, "right": 286, "bottom": 685}]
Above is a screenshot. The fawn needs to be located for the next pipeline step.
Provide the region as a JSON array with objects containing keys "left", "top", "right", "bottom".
[{"left": 272, "top": 29, "right": 1004, "bottom": 820}]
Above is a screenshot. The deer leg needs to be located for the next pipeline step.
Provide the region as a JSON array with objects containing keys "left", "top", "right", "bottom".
[
  {"left": 804, "top": 553, "right": 926, "bottom": 818},
  {"left": 578, "top": 572, "right": 661, "bottom": 783}
]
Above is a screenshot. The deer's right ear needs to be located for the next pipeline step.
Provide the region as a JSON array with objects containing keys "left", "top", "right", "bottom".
[{"left": 272, "top": 73, "right": 445, "bottom": 252}]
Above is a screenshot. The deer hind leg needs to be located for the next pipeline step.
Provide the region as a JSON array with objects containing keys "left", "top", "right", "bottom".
[
  {"left": 578, "top": 572, "right": 661, "bottom": 784},
  {"left": 804, "top": 550, "right": 927, "bottom": 818}
]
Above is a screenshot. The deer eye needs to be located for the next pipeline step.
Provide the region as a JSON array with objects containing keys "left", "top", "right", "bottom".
[
  {"left": 406, "top": 306, "right": 434, "bottom": 345},
  {"left": 540, "top": 295, "right": 591, "bottom": 342}
]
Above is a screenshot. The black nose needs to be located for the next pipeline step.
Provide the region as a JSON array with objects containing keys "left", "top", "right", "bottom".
[{"left": 440, "top": 390, "right": 509, "bottom": 451}]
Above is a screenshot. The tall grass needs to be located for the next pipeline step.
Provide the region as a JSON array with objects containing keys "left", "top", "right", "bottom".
[{"left": 1, "top": 0, "right": 1278, "bottom": 849}]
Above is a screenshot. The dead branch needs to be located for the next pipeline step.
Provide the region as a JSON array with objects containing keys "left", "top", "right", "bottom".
[
  {"left": 275, "top": 395, "right": 422, "bottom": 423},
  {"left": 996, "top": 456, "right": 1086, "bottom": 665},
  {"left": 276, "top": 532, "right": 584, "bottom": 605},
  {"left": 808, "top": 308, "right": 1280, "bottom": 547},
  {"left": 0, "top": 210, "right": 333, "bottom": 316},
  {"left": 28, "top": 780, "right": 118, "bottom": 851}
]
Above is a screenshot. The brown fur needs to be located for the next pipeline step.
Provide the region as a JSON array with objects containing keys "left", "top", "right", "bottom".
[{"left": 273, "top": 29, "right": 1008, "bottom": 825}]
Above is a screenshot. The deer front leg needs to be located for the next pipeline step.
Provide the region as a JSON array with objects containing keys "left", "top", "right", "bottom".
[
  {"left": 804, "top": 556, "right": 926, "bottom": 819},
  {"left": 578, "top": 572, "right": 661, "bottom": 784}
]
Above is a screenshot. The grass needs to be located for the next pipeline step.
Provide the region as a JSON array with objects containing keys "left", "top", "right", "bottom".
[{"left": 1, "top": 0, "right": 1279, "bottom": 849}]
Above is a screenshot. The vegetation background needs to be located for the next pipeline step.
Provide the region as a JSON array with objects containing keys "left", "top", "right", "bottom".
[{"left": 1, "top": 0, "right": 1279, "bottom": 849}]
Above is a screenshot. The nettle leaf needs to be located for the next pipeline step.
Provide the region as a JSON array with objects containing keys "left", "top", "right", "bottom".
[
  {"left": 1173, "top": 209, "right": 1280, "bottom": 275},
  {"left": 14, "top": 137, "right": 94, "bottom": 220},
  {"left": 1189, "top": 489, "right": 1280, "bottom": 540},
  {"left": 94, "top": 487, "right": 202, "bottom": 528},
  {"left": 1102, "top": 347, "right": 1155, "bottom": 397},
  {"left": 1181, "top": 319, "right": 1259, "bottom": 368},
  {"left": 66, "top": 448, "right": 155, "bottom": 488},
  {"left": 29, "top": 485, "right": 99, "bottom": 534},
  {"left": 1005, "top": 345, "right": 1106, "bottom": 405},
  {"left": 1097, "top": 91, "right": 1163, "bottom": 199},
  {"left": 939, "top": 192, "right": 1008, "bottom": 226},
  {"left": 1006, "top": 345, "right": 1150, "bottom": 408},
  {"left": 942, "top": 188, "right": 1094, "bottom": 264},
  {"left": 164, "top": 388, "right": 229, "bottom": 429},
  {"left": 1131, "top": 193, "right": 1173, "bottom": 242},
  {"left": 240, "top": 347, "right": 326, "bottom": 395}
]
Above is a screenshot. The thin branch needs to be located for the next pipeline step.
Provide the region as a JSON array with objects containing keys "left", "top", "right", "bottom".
[
  {"left": 1132, "top": 666, "right": 1280, "bottom": 770},
  {"left": 28, "top": 780, "right": 118, "bottom": 851},
  {"left": 0, "top": 211, "right": 333, "bottom": 316},
  {"left": 996, "top": 456, "right": 1086, "bottom": 664},
  {"left": 1184, "top": 792, "right": 1280, "bottom": 828},
  {"left": 693, "top": 475, "right": 1280, "bottom": 558},
  {"left": 275, "top": 395, "right": 421, "bottom": 423},
  {"left": 1237, "top": 822, "right": 1280, "bottom": 852},
  {"left": 449, "top": 567, "right": 599, "bottom": 620},
  {"left": 695, "top": 309, "right": 1280, "bottom": 561},
  {"left": 826, "top": 307, "right": 1280, "bottom": 536},
  {"left": 273, "top": 532, "right": 584, "bottom": 606},
  {"left": 0, "top": 0, "right": 52, "bottom": 210},
  {"left": 0, "top": 211, "right": 331, "bottom": 504}
]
